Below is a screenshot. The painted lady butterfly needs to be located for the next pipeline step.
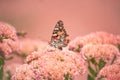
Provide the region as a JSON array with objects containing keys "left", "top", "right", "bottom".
[{"left": 50, "top": 20, "right": 69, "bottom": 50}]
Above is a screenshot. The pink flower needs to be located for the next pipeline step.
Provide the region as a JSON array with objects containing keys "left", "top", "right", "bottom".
[
  {"left": 0, "top": 22, "right": 17, "bottom": 40},
  {"left": 13, "top": 49, "right": 86, "bottom": 80},
  {"left": 12, "top": 64, "right": 36, "bottom": 80},
  {"left": 19, "top": 38, "right": 48, "bottom": 55},
  {"left": 68, "top": 32, "right": 120, "bottom": 52},
  {"left": 26, "top": 51, "right": 42, "bottom": 63},
  {"left": 81, "top": 44, "right": 120, "bottom": 65},
  {"left": 0, "top": 42, "right": 12, "bottom": 56},
  {"left": 81, "top": 31, "right": 120, "bottom": 45},
  {"left": 0, "top": 22, "right": 19, "bottom": 57},
  {"left": 96, "top": 64, "right": 120, "bottom": 80}
]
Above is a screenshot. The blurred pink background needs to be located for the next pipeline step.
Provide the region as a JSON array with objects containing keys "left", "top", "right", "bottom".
[{"left": 0, "top": 0, "right": 120, "bottom": 41}]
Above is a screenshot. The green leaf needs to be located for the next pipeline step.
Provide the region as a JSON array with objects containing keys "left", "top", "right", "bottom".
[
  {"left": 98, "top": 58, "right": 106, "bottom": 70},
  {"left": 0, "top": 56, "right": 4, "bottom": 80},
  {"left": 0, "top": 66, "right": 3, "bottom": 80},
  {"left": 90, "top": 58, "right": 97, "bottom": 66},
  {"left": 0, "top": 38, "right": 3, "bottom": 42},
  {"left": 12, "top": 52, "right": 27, "bottom": 58},
  {"left": 48, "top": 78, "right": 52, "bottom": 80},
  {"left": 0, "top": 56, "right": 4, "bottom": 67},
  {"left": 64, "top": 73, "right": 72, "bottom": 80},
  {"left": 88, "top": 65, "right": 97, "bottom": 77},
  {"left": 20, "top": 53, "right": 28, "bottom": 58},
  {"left": 87, "top": 74, "right": 94, "bottom": 80},
  {"left": 5, "top": 56, "right": 13, "bottom": 61},
  {"left": 116, "top": 44, "right": 120, "bottom": 51},
  {"left": 5, "top": 70, "right": 11, "bottom": 80},
  {"left": 0, "top": 34, "right": 8, "bottom": 42}
]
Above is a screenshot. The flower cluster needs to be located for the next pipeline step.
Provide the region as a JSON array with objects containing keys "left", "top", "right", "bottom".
[
  {"left": 82, "top": 31, "right": 120, "bottom": 45},
  {"left": 0, "top": 22, "right": 17, "bottom": 40},
  {"left": 81, "top": 44, "right": 120, "bottom": 64},
  {"left": 12, "top": 64, "right": 36, "bottom": 80},
  {"left": 96, "top": 64, "right": 120, "bottom": 80},
  {"left": 19, "top": 38, "right": 48, "bottom": 55},
  {"left": 0, "top": 22, "right": 19, "bottom": 57},
  {"left": 12, "top": 48, "right": 86, "bottom": 80},
  {"left": 68, "top": 32, "right": 120, "bottom": 52}
]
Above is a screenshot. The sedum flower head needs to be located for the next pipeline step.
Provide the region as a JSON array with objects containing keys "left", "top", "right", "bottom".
[
  {"left": 68, "top": 32, "right": 120, "bottom": 52},
  {"left": 81, "top": 44, "right": 120, "bottom": 65},
  {"left": 96, "top": 64, "right": 120, "bottom": 80},
  {"left": 12, "top": 48, "right": 86, "bottom": 80},
  {"left": 0, "top": 22, "right": 19, "bottom": 57}
]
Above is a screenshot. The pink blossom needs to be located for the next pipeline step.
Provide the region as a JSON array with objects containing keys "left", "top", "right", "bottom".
[
  {"left": 12, "top": 64, "right": 36, "bottom": 80},
  {"left": 26, "top": 45, "right": 59, "bottom": 63},
  {"left": 96, "top": 64, "right": 120, "bottom": 80},
  {"left": 26, "top": 51, "right": 42, "bottom": 63},
  {"left": 0, "top": 22, "right": 17, "bottom": 40},
  {"left": 81, "top": 44, "right": 120, "bottom": 64},
  {"left": 68, "top": 32, "right": 120, "bottom": 51},
  {"left": 0, "top": 42, "right": 12, "bottom": 56},
  {"left": 81, "top": 31, "right": 120, "bottom": 45},
  {"left": 19, "top": 38, "right": 48, "bottom": 55},
  {"left": 0, "top": 22, "right": 19, "bottom": 57},
  {"left": 67, "top": 37, "right": 82, "bottom": 49},
  {"left": 13, "top": 49, "right": 86, "bottom": 80}
]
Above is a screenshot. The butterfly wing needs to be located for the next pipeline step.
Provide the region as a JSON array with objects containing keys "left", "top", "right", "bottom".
[{"left": 50, "top": 20, "right": 69, "bottom": 49}]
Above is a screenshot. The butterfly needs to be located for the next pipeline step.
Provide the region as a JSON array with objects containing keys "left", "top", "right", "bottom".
[{"left": 49, "top": 20, "right": 69, "bottom": 50}]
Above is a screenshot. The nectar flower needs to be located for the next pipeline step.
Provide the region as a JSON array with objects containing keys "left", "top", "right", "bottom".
[
  {"left": 96, "top": 64, "right": 120, "bottom": 80},
  {"left": 0, "top": 22, "right": 19, "bottom": 57},
  {"left": 19, "top": 38, "right": 48, "bottom": 55},
  {"left": 13, "top": 48, "right": 86, "bottom": 80},
  {"left": 68, "top": 32, "right": 120, "bottom": 52},
  {"left": 81, "top": 44, "right": 120, "bottom": 65}
]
